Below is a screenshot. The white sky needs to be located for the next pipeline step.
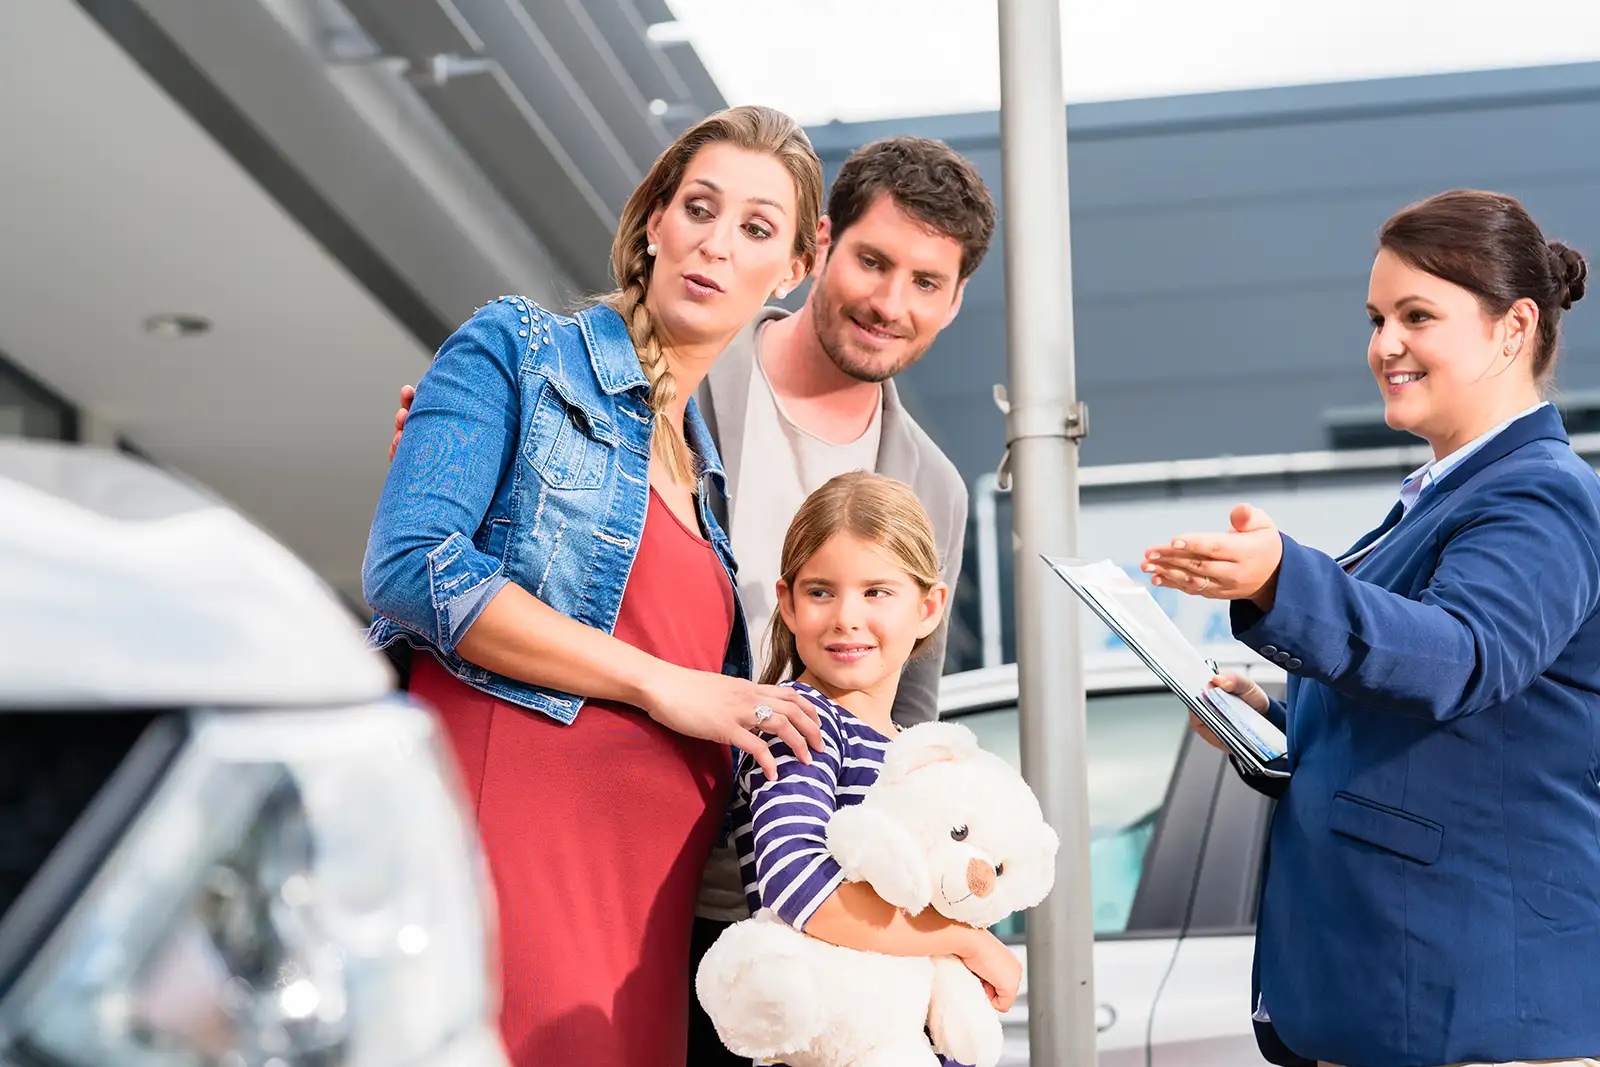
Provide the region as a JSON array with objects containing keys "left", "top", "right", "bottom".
[{"left": 660, "top": 0, "right": 1600, "bottom": 124}]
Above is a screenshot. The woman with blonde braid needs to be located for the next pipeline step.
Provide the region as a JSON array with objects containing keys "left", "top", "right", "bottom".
[{"left": 362, "top": 106, "right": 826, "bottom": 1067}]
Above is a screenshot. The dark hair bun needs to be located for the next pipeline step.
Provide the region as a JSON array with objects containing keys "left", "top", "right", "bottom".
[{"left": 1550, "top": 241, "right": 1588, "bottom": 309}]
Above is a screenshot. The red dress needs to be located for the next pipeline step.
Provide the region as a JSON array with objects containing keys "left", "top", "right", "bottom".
[{"left": 410, "top": 489, "right": 735, "bottom": 1067}]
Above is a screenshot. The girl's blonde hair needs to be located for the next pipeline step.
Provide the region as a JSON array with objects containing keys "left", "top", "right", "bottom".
[
  {"left": 760, "top": 472, "right": 943, "bottom": 686},
  {"left": 604, "top": 105, "right": 823, "bottom": 484}
]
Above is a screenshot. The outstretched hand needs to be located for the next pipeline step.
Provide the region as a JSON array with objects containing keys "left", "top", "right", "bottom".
[{"left": 1142, "top": 503, "right": 1284, "bottom": 610}]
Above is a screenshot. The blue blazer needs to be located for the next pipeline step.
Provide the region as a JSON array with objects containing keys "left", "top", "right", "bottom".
[{"left": 1232, "top": 404, "right": 1600, "bottom": 1067}]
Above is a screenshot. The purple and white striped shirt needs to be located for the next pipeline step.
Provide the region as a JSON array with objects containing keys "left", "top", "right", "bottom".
[
  {"left": 730, "top": 681, "right": 970, "bottom": 1067},
  {"left": 732, "top": 680, "right": 894, "bottom": 929}
]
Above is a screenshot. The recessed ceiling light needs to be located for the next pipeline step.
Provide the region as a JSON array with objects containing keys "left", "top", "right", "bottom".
[{"left": 143, "top": 313, "right": 211, "bottom": 339}]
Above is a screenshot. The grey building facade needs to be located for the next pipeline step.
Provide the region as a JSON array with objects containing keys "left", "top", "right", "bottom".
[
  {"left": 807, "top": 61, "right": 1600, "bottom": 481},
  {"left": 804, "top": 61, "right": 1600, "bottom": 669}
]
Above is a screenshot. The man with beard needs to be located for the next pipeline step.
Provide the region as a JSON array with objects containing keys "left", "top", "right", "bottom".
[
  {"left": 386, "top": 136, "right": 997, "bottom": 1065},
  {"left": 696, "top": 136, "right": 993, "bottom": 724}
]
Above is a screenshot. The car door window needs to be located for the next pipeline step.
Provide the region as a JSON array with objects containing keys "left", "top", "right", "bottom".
[{"left": 952, "top": 691, "right": 1190, "bottom": 936}]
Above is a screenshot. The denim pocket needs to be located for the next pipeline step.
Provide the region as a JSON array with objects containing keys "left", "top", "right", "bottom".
[
  {"left": 523, "top": 377, "right": 614, "bottom": 490},
  {"left": 1327, "top": 791, "right": 1444, "bottom": 865}
]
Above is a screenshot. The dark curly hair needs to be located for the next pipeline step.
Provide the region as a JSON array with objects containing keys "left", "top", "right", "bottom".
[{"left": 827, "top": 137, "right": 997, "bottom": 281}]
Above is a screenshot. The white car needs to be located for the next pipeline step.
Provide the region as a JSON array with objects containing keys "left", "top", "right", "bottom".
[
  {"left": 938, "top": 660, "right": 1284, "bottom": 1067},
  {"left": 0, "top": 441, "right": 508, "bottom": 1067}
]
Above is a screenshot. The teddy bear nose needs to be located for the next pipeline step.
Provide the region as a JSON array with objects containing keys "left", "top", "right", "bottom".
[{"left": 966, "top": 857, "right": 996, "bottom": 898}]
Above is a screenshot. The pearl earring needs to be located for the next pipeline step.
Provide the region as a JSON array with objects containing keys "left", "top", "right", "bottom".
[
  {"left": 646, "top": 243, "right": 658, "bottom": 257},
  {"left": 774, "top": 287, "right": 789, "bottom": 299}
]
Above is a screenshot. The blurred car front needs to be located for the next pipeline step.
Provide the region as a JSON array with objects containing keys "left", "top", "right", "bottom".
[{"left": 0, "top": 441, "right": 506, "bottom": 1067}]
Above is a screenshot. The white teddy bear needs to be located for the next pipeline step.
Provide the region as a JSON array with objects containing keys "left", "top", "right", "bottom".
[{"left": 695, "top": 721, "right": 1060, "bottom": 1067}]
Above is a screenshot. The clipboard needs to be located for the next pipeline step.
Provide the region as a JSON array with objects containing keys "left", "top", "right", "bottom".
[{"left": 1043, "top": 555, "right": 1290, "bottom": 779}]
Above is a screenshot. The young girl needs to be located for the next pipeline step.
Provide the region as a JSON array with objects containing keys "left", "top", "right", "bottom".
[{"left": 728, "top": 471, "right": 1023, "bottom": 1060}]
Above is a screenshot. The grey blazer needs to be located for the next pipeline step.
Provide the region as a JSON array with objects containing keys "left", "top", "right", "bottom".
[{"left": 694, "top": 306, "right": 968, "bottom": 727}]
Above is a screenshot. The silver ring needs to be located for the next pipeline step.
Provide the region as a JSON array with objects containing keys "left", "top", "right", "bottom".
[{"left": 753, "top": 704, "right": 774, "bottom": 727}]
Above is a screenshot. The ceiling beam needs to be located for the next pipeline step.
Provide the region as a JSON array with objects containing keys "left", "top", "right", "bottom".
[{"left": 515, "top": 0, "right": 670, "bottom": 173}]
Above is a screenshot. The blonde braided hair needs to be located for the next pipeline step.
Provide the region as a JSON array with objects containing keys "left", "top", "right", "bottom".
[{"left": 604, "top": 105, "right": 822, "bottom": 484}]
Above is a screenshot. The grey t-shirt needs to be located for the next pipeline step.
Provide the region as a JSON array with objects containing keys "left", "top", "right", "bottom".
[{"left": 728, "top": 322, "right": 882, "bottom": 675}]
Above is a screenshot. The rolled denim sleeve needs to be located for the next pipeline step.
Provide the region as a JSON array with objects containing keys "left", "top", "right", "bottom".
[{"left": 362, "top": 303, "right": 523, "bottom": 655}]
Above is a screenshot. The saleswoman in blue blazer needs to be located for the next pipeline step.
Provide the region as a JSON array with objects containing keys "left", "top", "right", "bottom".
[{"left": 1144, "top": 190, "right": 1599, "bottom": 1067}]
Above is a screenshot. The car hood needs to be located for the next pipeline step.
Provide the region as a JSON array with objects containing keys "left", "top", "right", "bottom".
[{"left": 0, "top": 441, "right": 391, "bottom": 709}]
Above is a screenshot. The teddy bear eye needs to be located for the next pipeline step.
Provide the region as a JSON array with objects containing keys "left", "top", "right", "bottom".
[
  {"left": 950, "top": 825, "right": 969, "bottom": 841},
  {"left": 995, "top": 863, "right": 1005, "bottom": 876}
]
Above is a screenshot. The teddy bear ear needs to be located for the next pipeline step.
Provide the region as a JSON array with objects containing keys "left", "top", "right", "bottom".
[{"left": 881, "top": 722, "right": 982, "bottom": 782}]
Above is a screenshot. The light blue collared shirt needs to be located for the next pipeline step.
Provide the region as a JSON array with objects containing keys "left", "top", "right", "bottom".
[
  {"left": 1397, "top": 401, "right": 1551, "bottom": 515},
  {"left": 1341, "top": 402, "right": 1550, "bottom": 569}
]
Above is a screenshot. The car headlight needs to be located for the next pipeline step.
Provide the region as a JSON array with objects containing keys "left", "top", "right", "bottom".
[{"left": 0, "top": 703, "right": 506, "bottom": 1067}]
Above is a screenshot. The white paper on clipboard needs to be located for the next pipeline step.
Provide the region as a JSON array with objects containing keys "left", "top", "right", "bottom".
[{"left": 1043, "top": 555, "right": 1289, "bottom": 777}]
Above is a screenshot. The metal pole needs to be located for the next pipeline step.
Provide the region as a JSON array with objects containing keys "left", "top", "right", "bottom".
[
  {"left": 996, "top": 2, "right": 1097, "bottom": 1066},
  {"left": 974, "top": 473, "right": 1003, "bottom": 669}
]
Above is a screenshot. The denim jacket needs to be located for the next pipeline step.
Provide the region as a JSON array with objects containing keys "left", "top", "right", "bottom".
[{"left": 362, "top": 296, "right": 751, "bottom": 724}]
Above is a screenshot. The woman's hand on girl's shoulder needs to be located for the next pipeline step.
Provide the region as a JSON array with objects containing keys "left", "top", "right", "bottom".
[{"left": 639, "top": 665, "right": 824, "bottom": 781}]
